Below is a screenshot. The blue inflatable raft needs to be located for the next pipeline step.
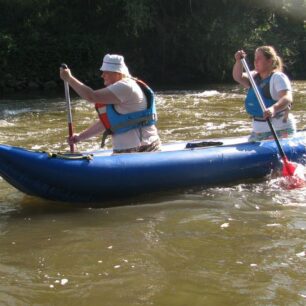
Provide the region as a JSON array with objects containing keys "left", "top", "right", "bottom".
[{"left": 0, "top": 132, "right": 305, "bottom": 204}]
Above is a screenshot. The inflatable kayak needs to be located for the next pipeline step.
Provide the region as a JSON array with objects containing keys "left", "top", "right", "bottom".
[{"left": 0, "top": 132, "right": 305, "bottom": 204}]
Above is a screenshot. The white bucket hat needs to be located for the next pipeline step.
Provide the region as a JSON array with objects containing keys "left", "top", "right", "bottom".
[{"left": 100, "top": 54, "right": 130, "bottom": 76}]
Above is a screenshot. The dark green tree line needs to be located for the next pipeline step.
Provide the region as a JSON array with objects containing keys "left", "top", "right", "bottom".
[{"left": 0, "top": 0, "right": 305, "bottom": 92}]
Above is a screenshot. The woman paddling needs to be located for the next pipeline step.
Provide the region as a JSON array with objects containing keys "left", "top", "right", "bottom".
[
  {"left": 233, "top": 46, "right": 296, "bottom": 142},
  {"left": 60, "top": 54, "right": 161, "bottom": 154}
]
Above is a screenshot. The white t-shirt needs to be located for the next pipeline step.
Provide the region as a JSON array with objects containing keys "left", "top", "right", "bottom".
[
  {"left": 107, "top": 78, "right": 160, "bottom": 150},
  {"left": 269, "top": 72, "right": 292, "bottom": 100},
  {"left": 250, "top": 71, "right": 292, "bottom": 100},
  {"left": 251, "top": 71, "right": 295, "bottom": 134}
]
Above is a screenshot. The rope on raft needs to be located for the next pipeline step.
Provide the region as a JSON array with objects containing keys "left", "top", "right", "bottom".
[
  {"left": 46, "top": 152, "right": 93, "bottom": 160},
  {"left": 29, "top": 149, "right": 94, "bottom": 161}
]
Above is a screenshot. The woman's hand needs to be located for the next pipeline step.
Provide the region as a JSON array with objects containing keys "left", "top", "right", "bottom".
[
  {"left": 234, "top": 50, "right": 246, "bottom": 62},
  {"left": 233, "top": 50, "right": 250, "bottom": 88},
  {"left": 60, "top": 66, "right": 72, "bottom": 82},
  {"left": 263, "top": 106, "right": 276, "bottom": 119},
  {"left": 67, "top": 134, "right": 80, "bottom": 145}
]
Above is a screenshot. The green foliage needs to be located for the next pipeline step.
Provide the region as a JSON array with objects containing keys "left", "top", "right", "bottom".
[{"left": 0, "top": 0, "right": 305, "bottom": 91}]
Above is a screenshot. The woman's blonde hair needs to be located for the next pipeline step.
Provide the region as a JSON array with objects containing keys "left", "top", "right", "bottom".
[{"left": 256, "top": 46, "right": 284, "bottom": 72}]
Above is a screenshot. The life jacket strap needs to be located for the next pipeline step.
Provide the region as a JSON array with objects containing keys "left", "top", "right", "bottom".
[
  {"left": 253, "top": 110, "right": 286, "bottom": 122},
  {"left": 110, "top": 114, "right": 156, "bottom": 133},
  {"left": 96, "top": 105, "right": 107, "bottom": 115},
  {"left": 100, "top": 114, "right": 155, "bottom": 147}
]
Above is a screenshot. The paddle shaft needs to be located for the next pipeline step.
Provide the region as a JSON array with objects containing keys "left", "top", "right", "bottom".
[
  {"left": 241, "top": 58, "right": 287, "bottom": 159},
  {"left": 62, "top": 64, "right": 75, "bottom": 153}
]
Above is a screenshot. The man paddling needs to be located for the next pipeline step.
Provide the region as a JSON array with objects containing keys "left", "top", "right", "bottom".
[{"left": 60, "top": 54, "right": 161, "bottom": 154}]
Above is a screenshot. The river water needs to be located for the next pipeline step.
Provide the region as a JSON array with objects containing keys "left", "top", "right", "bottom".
[{"left": 0, "top": 82, "right": 305, "bottom": 305}]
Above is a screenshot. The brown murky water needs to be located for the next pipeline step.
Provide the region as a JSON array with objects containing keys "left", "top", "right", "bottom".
[{"left": 0, "top": 82, "right": 305, "bottom": 305}]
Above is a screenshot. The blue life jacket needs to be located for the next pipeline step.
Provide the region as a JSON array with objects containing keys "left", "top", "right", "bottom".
[
  {"left": 244, "top": 73, "right": 276, "bottom": 117},
  {"left": 98, "top": 79, "right": 157, "bottom": 148}
]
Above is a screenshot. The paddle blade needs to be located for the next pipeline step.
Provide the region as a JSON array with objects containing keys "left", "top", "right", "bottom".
[
  {"left": 282, "top": 157, "right": 297, "bottom": 176},
  {"left": 280, "top": 157, "right": 305, "bottom": 189}
]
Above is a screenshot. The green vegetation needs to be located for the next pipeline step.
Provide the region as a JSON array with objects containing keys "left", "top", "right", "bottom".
[{"left": 1, "top": 0, "right": 306, "bottom": 91}]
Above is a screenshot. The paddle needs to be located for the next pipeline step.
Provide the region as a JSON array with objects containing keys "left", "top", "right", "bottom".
[
  {"left": 61, "top": 63, "right": 75, "bottom": 153},
  {"left": 241, "top": 57, "right": 305, "bottom": 188}
]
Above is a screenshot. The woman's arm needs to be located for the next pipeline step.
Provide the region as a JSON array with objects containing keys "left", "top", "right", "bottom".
[
  {"left": 264, "top": 90, "right": 292, "bottom": 119},
  {"left": 68, "top": 120, "right": 105, "bottom": 145},
  {"left": 232, "top": 50, "right": 250, "bottom": 88},
  {"left": 60, "top": 68, "right": 121, "bottom": 105}
]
